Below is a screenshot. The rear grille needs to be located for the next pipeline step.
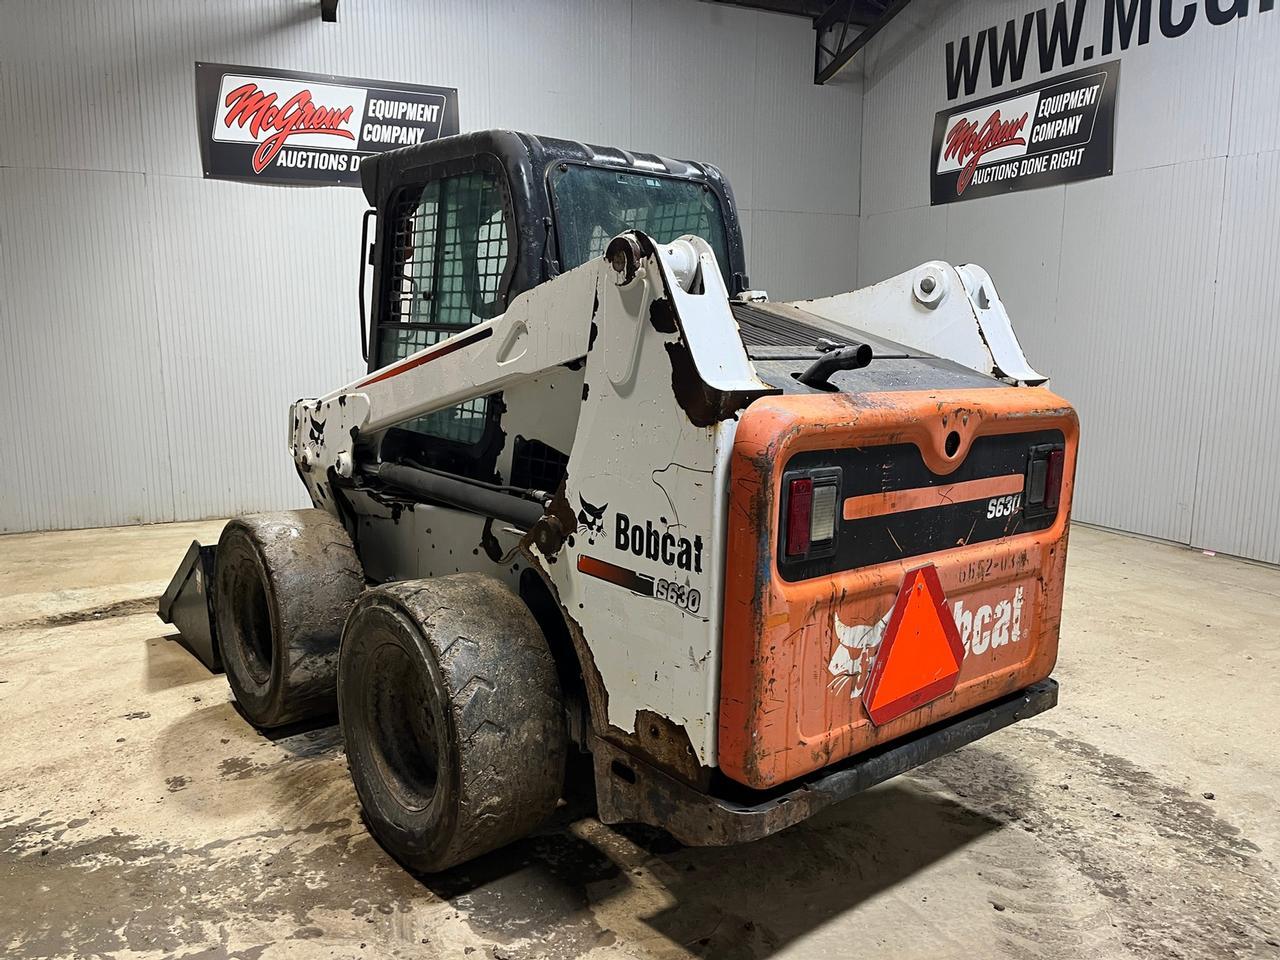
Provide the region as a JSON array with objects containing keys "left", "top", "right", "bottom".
[{"left": 731, "top": 302, "right": 856, "bottom": 349}]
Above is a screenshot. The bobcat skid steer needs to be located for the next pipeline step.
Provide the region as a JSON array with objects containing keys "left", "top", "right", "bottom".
[{"left": 160, "top": 130, "right": 1078, "bottom": 872}]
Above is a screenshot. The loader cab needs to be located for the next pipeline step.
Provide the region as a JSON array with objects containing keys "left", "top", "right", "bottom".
[
  {"left": 359, "top": 130, "right": 748, "bottom": 378},
  {"left": 356, "top": 129, "right": 748, "bottom": 478}
]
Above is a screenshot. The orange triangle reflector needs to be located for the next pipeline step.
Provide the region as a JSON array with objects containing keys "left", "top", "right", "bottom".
[{"left": 863, "top": 564, "right": 965, "bottom": 726}]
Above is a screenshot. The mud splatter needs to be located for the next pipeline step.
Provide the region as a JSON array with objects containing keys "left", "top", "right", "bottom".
[
  {"left": 6, "top": 597, "right": 159, "bottom": 631},
  {"left": 217, "top": 756, "right": 256, "bottom": 780},
  {"left": 0, "top": 814, "right": 422, "bottom": 958}
]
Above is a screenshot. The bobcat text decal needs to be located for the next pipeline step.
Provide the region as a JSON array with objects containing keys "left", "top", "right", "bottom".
[
  {"left": 615, "top": 514, "right": 703, "bottom": 573},
  {"left": 828, "top": 585, "right": 1027, "bottom": 699}
]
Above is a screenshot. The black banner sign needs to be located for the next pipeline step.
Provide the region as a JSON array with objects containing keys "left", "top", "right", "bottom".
[
  {"left": 930, "top": 61, "right": 1118, "bottom": 205},
  {"left": 194, "top": 62, "right": 459, "bottom": 187}
]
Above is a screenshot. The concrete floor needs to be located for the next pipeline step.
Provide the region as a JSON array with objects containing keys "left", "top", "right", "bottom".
[{"left": 1, "top": 521, "right": 1277, "bottom": 960}]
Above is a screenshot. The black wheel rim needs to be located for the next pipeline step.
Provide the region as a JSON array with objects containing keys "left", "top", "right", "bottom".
[
  {"left": 366, "top": 643, "right": 440, "bottom": 813},
  {"left": 234, "top": 559, "right": 274, "bottom": 686}
]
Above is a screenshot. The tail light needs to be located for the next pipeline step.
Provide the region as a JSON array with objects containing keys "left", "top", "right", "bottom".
[
  {"left": 785, "top": 477, "right": 813, "bottom": 557},
  {"left": 1025, "top": 444, "right": 1066, "bottom": 518},
  {"left": 1044, "top": 448, "right": 1064, "bottom": 510},
  {"left": 782, "top": 468, "right": 842, "bottom": 561}
]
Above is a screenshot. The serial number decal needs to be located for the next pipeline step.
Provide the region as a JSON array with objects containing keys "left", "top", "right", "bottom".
[
  {"left": 986, "top": 493, "right": 1022, "bottom": 518},
  {"left": 956, "top": 550, "right": 1031, "bottom": 585},
  {"left": 655, "top": 578, "right": 702, "bottom": 614}
]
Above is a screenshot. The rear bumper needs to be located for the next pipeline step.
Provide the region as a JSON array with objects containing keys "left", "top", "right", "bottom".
[{"left": 593, "top": 678, "right": 1057, "bottom": 846}]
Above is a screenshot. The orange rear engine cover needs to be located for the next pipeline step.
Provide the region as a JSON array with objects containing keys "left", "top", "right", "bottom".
[{"left": 719, "top": 388, "right": 1078, "bottom": 789}]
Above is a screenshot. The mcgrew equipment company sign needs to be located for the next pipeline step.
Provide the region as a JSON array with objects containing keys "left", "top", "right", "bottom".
[
  {"left": 930, "top": 61, "right": 1118, "bottom": 205},
  {"left": 194, "top": 62, "right": 459, "bottom": 186}
]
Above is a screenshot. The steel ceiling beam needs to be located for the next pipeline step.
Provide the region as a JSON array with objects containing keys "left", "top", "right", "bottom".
[
  {"left": 813, "top": 0, "right": 912, "bottom": 84},
  {"left": 703, "top": 0, "right": 830, "bottom": 16}
]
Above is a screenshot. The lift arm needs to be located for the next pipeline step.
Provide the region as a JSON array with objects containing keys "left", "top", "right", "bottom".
[{"left": 288, "top": 232, "right": 773, "bottom": 519}]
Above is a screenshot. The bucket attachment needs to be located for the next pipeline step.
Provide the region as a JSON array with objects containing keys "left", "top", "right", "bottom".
[{"left": 157, "top": 540, "right": 222, "bottom": 673}]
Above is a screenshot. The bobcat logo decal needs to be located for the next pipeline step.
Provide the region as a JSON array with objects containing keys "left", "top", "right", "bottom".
[
  {"left": 576, "top": 495, "right": 608, "bottom": 544},
  {"left": 828, "top": 610, "right": 890, "bottom": 699}
]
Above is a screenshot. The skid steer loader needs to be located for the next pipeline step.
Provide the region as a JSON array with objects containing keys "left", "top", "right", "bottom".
[{"left": 161, "top": 130, "right": 1078, "bottom": 872}]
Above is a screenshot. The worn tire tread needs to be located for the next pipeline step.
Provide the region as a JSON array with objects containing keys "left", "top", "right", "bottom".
[{"left": 339, "top": 573, "right": 567, "bottom": 872}]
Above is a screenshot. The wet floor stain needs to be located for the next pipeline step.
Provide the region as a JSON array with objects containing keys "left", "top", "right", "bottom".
[
  {"left": 4, "top": 724, "right": 1277, "bottom": 960},
  {"left": 0, "top": 813, "right": 423, "bottom": 958},
  {"left": 914, "top": 726, "right": 1280, "bottom": 960}
]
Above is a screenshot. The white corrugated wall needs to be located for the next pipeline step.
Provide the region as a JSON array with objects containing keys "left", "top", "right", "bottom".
[
  {"left": 0, "top": 0, "right": 863, "bottom": 533},
  {"left": 855, "top": 0, "right": 1280, "bottom": 565}
]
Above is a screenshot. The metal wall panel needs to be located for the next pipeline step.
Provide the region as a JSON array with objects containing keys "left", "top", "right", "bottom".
[
  {"left": 1228, "top": 4, "right": 1280, "bottom": 157},
  {"left": 752, "top": 11, "right": 861, "bottom": 217},
  {"left": 942, "top": 185, "right": 1066, "bottom": 370},
  {"left": 750, "top": 210, "right": 859, "bottom": 301},
  {"left": 0, "top": 167, "right": 174, "bottom": 532},
  {"left": 1053, "top": 160, "right": 1224, "bottom": 544},
  {"left": 147, "top": 175, "right": 367, "bottom": 521},
  {"left": 856, "top": 203, "right": 947, "bottom": 286},
  {"left": 631, "top": 0, "right": 763, "bottom": 213},
  {"left": 1104, "top": 16, "right": 1238, "bottom": 175},
  {"left": 857, "top": 2, "right": 1280, "bottom": 564},
  {"left": 0, "top": 0, "right": 862, "bottom": 532},
  {"left": 1191, "top": 151, "right": 1280, "bottom": 564},
  {"left": 0, "top": 0, "right": 144, "bottom": 173},
  {"left": 486, "top": 0, "right": 634, "bottom": 147}
]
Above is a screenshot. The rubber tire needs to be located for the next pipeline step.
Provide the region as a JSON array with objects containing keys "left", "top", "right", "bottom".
[
  {"left": 215, "top": 510, "right": 364, "bottom": 728},
  {"left": 339, "top": 574, "right": 567, "bottom": 873}
]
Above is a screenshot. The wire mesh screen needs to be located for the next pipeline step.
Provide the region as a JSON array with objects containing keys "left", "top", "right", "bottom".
[
  {"left": 377, "top": 171, "right": 510, "bottom": 445},
  {"left": 509, "top": 436, "right": 570, "bottom": 493}
]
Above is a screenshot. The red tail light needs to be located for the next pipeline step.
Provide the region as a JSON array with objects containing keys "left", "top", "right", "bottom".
[
  {"left": 785, "top": 477, "right": 813, "bottom": 557},
  {"left": 1044, "top": 448, "right": 1065, "bottom": 511},
  {"left": 1025, "top": 443, "right": 1066, "bottom": 518}
]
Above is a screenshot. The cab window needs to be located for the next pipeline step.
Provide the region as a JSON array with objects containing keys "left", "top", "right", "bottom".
[
  {"left": 551, "top": 166, "right": 731, "bottom": 287},
  {"left": 376, "top": 169, "right": 510, "bottom": 448}
]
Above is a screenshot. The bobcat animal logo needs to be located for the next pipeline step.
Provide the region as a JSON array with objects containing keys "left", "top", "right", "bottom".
[
  {"left": 828, "top": 609, "right": 890, "bottom": 699},
  {"left": 308, "top": 416, "right": 326, "bottom": 446},
  {"left": 576, "top": 495, "right": 608, "bottom": 544}
]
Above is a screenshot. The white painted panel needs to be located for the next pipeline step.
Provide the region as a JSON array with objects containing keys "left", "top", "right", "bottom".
[
  {"left": 486, "top": 0, "right": 633, "bottom": 146},
  {"left": 630, "top": 0, "right": 761, "bottom": 212},
  {"left": 856, "top": 203, "right": 948, "bottom": 287},
  {"left": 0, "top": 168, "right": 173, "bottom": 532},
  {"left": 943, "top": 184, "right": 1065, "bottom": 375},
  {"left": 750, "top": 210, "right": 859, "bottom": 302},
  {"left": 1228, "top": 5, "right": 1280, "bottom": 157},
  {"left": 752, "top": 11, "right": 861, "bottom": 217},
  {"left": 148, "top": 175, "right": 367, "bottom": 520},
  {"left": 0, "top": 0, "right": 144, "bottom": 172},
  {"left": 1052, "top": 159, "right": 1224, "bottom": 543},
  {"left": 1107, "top": 14, "right": 1238, "bottom": 175},
  {"left": 1190, "top": 150, "right": 1280, "bottom": 564}
]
